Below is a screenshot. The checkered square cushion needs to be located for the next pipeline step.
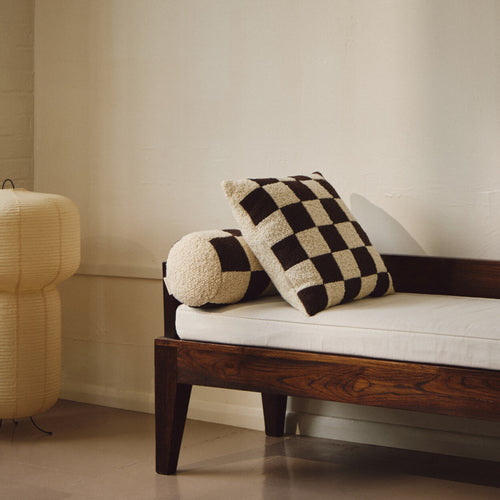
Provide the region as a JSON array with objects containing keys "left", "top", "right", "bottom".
[
  {"left": 165, "top": 229, "right": 275, "bottom": 307},
  {"left": 222, "top": 173, "right": 394, "bottom": 315}
]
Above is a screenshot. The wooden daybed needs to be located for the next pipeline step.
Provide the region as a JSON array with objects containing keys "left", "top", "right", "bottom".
[{"left": 155, "top": 254, "right": 500, "bottom": 475}]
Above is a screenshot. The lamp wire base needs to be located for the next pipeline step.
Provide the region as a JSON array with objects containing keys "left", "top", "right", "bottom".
[
  {"left": 0, "top": 417, "right": 52, "bottom": 435},
  {"left": 30, "top": 416, "right": 52, "bottom": 435}
]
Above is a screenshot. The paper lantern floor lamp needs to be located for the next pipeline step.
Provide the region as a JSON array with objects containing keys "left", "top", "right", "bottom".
[{"left": 0, "top": 181, "right": 80, "bottom": 428}]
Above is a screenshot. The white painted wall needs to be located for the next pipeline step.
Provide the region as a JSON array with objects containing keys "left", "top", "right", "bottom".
[
  {"left": 0, "top": 0, "right": 33, "bottom": 190},
  {"left": 35, "top": 0, "right": 500, "bottom": 460}
]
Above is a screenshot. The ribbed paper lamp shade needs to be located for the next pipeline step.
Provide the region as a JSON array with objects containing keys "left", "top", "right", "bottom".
[{"left": 0, "top": 188, "right": 80, "bottom": 419}]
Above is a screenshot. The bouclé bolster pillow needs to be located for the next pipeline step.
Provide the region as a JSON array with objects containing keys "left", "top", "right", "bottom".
[
  {"left": 222, "top": 172, "right": 393, "bottom": 316},
  {"left": 165, "top": 229, "right": 275, "bottom": 307}
]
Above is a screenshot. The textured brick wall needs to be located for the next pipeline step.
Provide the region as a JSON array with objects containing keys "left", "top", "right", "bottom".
[{"left": 0, "top": 1, "right": 33, "bottom": 190}]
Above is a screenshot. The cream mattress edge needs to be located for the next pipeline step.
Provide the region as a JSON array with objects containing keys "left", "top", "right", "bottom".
[{"left": 175, "top": 293, "right": 500, "bottom": 371}]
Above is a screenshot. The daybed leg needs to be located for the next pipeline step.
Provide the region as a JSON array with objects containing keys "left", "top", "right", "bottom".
[
  {"left": 155, "top": 344, "right": 192, "bottom": 475},
  {"left": 261, "top": 393, "right": 287, "bottom": 437}
]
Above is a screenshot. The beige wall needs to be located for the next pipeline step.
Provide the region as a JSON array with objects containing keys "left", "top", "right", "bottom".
[
  {"left": 0, "top": 0, "right": 34, "bottom": 189},
  {"left": 35, "top": 0, "right": 500, "bottom": 460},
  {"left": 35, "top": 0, "right": 500, "bottom": 270}
]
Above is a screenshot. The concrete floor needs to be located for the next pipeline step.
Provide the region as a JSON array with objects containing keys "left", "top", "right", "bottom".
[{"left": 0, "top": 400, "right": 499, "bottom": 499}]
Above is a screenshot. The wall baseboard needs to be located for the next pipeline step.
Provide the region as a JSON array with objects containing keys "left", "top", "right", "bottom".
[
  {"left": 187, "top": 399, "right": 265, "bottom": 432},
  {"left": 60, "top": 383, "right": 154, "bottom": 415},
  {"left": 61, "top": 383, "right": 500, "bottom": 462},
  {"left": 291, "top": 412, "right": 500, "bottom": 462}
]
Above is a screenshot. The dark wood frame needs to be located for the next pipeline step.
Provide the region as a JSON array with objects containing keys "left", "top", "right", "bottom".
[{"left": 155, "top": 254, "right": 500, "bottom": 475}]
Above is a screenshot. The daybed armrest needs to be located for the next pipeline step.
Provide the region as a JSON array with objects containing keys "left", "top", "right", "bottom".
[{"left": 162, "top": 261, "right": 181, "bottom": 339}]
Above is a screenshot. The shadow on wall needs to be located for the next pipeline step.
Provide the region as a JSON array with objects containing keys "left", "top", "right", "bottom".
[{"left": 350, "top": 194, "right": 425, "bottom": 256}]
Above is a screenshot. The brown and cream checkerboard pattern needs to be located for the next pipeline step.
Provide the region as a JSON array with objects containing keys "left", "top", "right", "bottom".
[
  {"left": 208, "top": 229, "right": 273, "bottom": 303},
  {"left": 166, "top": 229, "right": 274, "bottom": 307},
  {"left": 222, "top": 173, "right": 393, "bottom": 315}
]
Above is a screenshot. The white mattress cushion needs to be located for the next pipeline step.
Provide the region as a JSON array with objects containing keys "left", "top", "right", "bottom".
[{"left": 175, "top": 293, "right": 500, "bottom": 370}]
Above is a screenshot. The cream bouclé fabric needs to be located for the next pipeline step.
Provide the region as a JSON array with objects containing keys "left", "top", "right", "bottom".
[
  {"left": 166, "top": 229, "right": 275, "bottom": 307},
  {"left": 222, "top": 172, "right": 393, "bottom": 316},
  {"left": 0, "top": 188, "right": 80, "bottom": 419}
]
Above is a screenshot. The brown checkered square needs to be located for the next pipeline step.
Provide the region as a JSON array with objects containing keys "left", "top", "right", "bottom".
[
  {"left": 222, "top": 172, "right": 394, "bottom": 315},
  {"left": 209, "top": 229, "right": 273, "bottom": 302}
]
